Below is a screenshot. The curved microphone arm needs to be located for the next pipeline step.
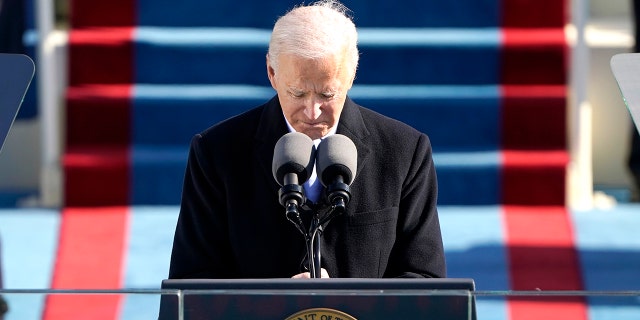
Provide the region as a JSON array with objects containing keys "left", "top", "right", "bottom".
[
  {"left": 278, "top": 172, "right": 307, "bottom": 235},
  {"left": 285, "top": 200, "right": 306, "bottom": 236}
]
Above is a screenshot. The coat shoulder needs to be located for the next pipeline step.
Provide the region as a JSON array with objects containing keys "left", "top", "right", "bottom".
[
  {"left": 358, "top": 106, "right": 429, "bottom": 146},
  {"left": 199, "top": 105, "right": 264, "bottom": 143}
]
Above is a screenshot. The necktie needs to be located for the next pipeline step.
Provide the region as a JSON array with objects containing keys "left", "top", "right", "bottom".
[{"left": 304, "top": 139, "right": 323, "bottom": 203}]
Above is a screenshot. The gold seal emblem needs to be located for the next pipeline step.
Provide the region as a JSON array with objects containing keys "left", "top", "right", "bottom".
[{"left": 285, "top": 307, "right": 357, "bottom": 320}]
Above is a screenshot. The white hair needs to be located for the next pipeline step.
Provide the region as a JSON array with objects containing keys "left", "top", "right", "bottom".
[{"left": 267, "top": 0, "right": 359, "bottom": 76}]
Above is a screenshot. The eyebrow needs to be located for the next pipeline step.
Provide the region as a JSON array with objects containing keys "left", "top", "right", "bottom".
[{"left": 288, "top": 86, "right": 339, "bottom": 96}]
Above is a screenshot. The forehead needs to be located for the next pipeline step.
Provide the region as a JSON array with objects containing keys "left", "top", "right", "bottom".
[{"left": 277, "top": 53, "right": 353, "bottom": 82}]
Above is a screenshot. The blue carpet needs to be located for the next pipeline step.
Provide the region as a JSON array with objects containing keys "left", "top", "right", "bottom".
[{"left": 0, "top": 204, "right": 639, "bottom": 319}]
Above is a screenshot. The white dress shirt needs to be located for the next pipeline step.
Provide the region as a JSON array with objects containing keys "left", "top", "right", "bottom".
[{"left": 284, "top": 116, "right": 337, "bottom": 203}]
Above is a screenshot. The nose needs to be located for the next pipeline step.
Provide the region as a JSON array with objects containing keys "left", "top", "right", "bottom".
[{"left": 303, "top": 99, "right": 322, "bottom": 120}]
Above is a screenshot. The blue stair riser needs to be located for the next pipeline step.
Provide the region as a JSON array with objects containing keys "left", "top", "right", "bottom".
[
  {"left": 129, "top": 147, "right": 566, "bottom": 206},
  {"left": 434, "top": 152, "right": 501, "bottom": 205},
  {"left": 136, "top": 0, "right": 501, "bottom": 28},
  {"left": 131, "top": 147, "right": 187, "bottom": 205},
  {"left": 133, "top": 28, "right": 501, "bottom": 85},
  {"left": 131, "top": 84, "right": 501, "bottom": 151},
  {"left": 135, "top": 44, "right": 500, "bottom": 86},
  {"left": 68, "top": 27, "right": 565, "bottom": 87},
  {"left": 129, "top": 147, "right": 503, "bottom": 205},
  {"left": 436, "top": 165, "right": 501, "bottom": 205},
  {"left": 69, "top": 83, "right": 564, "bottom": 151}
]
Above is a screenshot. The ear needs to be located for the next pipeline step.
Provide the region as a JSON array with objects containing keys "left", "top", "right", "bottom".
[{"left": 266, "top": 55, "right": 277, "bottom": 90}]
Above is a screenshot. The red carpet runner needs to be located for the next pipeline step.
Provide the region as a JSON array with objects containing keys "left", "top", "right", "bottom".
[
  {"left": 43, "top": 207, "right": 129, "bottom": 320},
  {"left": 503, "top": 206, "right": 587, "bottom": 320},
  {"left": 500, "top": 1, "right": 585, "bottom": 318}
]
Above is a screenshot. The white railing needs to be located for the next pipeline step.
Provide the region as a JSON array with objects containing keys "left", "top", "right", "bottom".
[
  {"left": 35, "top": 0, "right": 62, "bottom": 207},
  {"left": 568, "top": 0, "right": 594, "bottom": 209}
]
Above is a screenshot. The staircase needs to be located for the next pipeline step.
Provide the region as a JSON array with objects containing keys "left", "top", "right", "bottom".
[{"left": 64, "top": 0, "right": 568, "bottom": 207}]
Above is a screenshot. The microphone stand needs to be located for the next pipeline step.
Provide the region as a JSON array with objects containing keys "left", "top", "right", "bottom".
[
  {"left": 306, "top": 188, "right": 349, "bottom": 279},
  {"left": 308, "top": 215, "right": 322, "bottom": 278},
  {"left": 292, "top": 203, "right": 339, "bottom": 279},
  {"left": 281, "top": 181, "right": 350, "bottom": 279}
]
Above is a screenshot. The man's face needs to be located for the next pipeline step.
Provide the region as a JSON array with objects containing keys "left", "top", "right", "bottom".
[{"left": 267, "top": 53, "right": 355, "bottom": 140}]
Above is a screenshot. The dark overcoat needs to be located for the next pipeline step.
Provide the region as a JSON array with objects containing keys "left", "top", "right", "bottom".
[{"left": 169, "top": 96, "right": 446, "bottom": 279}]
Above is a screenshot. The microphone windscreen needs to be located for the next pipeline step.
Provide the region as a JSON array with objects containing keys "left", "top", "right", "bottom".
[
  {"left": 317, "top": 134, "right": 357, "bottom": 186},
  {"left": 272, "top": 132, "right": 316, "bottom": 186}
]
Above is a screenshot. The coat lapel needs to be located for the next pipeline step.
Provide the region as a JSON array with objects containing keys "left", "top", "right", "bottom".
[
  {"left": 336, "top": 97, "right": 371, "bottom": 184},
  {"left": 254, "top": 96, "right": 289, "bottom": 188}
]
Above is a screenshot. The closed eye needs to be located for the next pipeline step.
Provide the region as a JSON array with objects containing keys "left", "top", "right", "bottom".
[
  {"left": 321, "top": 92, "right": 336, "bottom": 99},
  {"left": 289, "top": 90, "right": 306, "bottom": 98}
]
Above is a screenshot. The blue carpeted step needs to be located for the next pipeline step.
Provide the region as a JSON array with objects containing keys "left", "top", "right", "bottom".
[
  {"left": 133, "top": 27, "right": 499, "bottom": 86},
  {"left": 131, "top": 146, "right": 188, "bottom": 205},
  {"left": 71, "top": 82, "right": 505, "bottom": 205},
  {"left": 70, "top": 27, "right": 566, "bottom": 86},
  {"left": 434, "top": 152, "right": 501, "bottom": 205},
  {"left": 129, "top": 147, "right": 566, "bottom": 205},
  {"left": 67, "top": 82, "right": 566, "bottom": 206},
  {"left": 135, "top": 0, "right": 501, "bottom": 28},
  {"left": 351, "top": 85, "right": 501, "bottom": 152},
  {"left": 131, "top": 84, "right": 501, "bottom": 151},
  {"left": 128, "top": 146, "right": 503, "bottom": 205},
  {"left": 130, "top": 82, "right": 505, "bottom": 205},
  {"left": 132, "top": 85, "right": 273, "bottom": 146},
  {"left": 438, "top": 205, "right": 509, "bottom": 290}
]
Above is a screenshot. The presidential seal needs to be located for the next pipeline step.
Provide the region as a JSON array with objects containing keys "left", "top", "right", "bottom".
[{"left": 285, "top": 307, "right": 357, "bottom": 320}]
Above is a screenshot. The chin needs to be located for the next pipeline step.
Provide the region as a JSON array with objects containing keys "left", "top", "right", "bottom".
[{"left": 300, "top": 130, "right": 324, "bottom": 140}]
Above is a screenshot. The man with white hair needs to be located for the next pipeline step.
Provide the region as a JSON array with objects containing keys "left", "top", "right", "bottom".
[{"left": 169, "top": 0, "right": 446, "bottom": 279}]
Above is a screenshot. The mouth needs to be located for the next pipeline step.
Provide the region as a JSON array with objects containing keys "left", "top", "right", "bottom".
[
  {"left": 298, "top": 120, "right": 327, "bottom": 128},
  {"left": 296, "top": 123, "right": 327, "bottom": 139}
]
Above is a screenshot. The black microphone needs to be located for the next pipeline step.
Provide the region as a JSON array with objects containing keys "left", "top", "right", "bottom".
[
  {"left": 317, "top": 134, "right": 357, "bottom": 209},
  {"left": 272, "top": 132, "right": 316, "bottom": 232}
]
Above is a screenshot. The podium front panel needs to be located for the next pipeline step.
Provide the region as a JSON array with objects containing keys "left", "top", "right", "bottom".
[{"left": 159, "top": 278, "right": 476, "bottom": 320}]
